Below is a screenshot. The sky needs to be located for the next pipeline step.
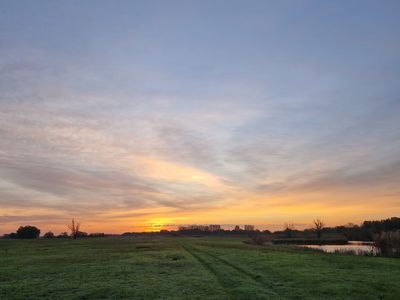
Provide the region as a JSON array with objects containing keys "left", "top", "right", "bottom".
[{"left": 1, "top": 1, "right": 400, "bottom": 234}]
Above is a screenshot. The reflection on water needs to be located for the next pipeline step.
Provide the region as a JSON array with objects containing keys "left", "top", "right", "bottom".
[{"left": 300, "top": 241, "right": 378, "bottom": 255}]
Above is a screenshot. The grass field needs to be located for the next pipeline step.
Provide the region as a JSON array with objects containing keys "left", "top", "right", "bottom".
[{"left": 1, "top": 236, "right": 399, "bottom": 299}]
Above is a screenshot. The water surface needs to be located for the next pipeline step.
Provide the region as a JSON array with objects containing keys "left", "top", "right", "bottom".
[{"left": 300, "top": 241, "right": 377, "bottom": 255}]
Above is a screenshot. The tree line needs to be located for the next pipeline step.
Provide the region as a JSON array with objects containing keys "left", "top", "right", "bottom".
[
  {"left": 2, "top": 217, "right": 399, "bottom": 241},
  {"left": 2, "top": 219, "right": 105, "bottom": 239}
]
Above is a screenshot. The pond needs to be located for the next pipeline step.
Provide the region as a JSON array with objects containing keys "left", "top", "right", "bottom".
[{"left": 300, "top": 241, "right": 378, "bottom": 255}]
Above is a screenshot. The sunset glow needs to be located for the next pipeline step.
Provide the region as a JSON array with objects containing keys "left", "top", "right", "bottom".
[{"left": 1, "top": 1, "right": 399, "bottom": 235}]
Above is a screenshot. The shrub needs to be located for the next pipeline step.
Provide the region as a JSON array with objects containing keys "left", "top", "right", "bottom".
[
  {"left": 16, "top": 226, "right": 40, "bottom": 239},
  {"left": 89, "top": 233, "right": 105, "bottom": 237},
  {"left": 3, "top": 232, "right": 18, "bottom": 239},
  {"left": 76, "top": 231, "right": 88, "bottom": 238},
  {"left": 250, "top": 235, "right": 269, "bottom": 245},
  {"left": 43, "top": 231, "right": 55, "bottom": 238},
  {"left": 57, "top": 232, "right": 69, "bottom": 238},
  {"left": 374, "top": 231, "right": 400, "bottom": 256}
]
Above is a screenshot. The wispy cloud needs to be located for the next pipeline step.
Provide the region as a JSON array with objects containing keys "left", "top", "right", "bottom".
[{"left": 1, "top": 1, "right": 400, "bottom": 233}]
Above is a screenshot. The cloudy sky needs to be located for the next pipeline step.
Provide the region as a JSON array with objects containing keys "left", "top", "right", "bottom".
[{"left": 1, "top": 1, "right": 399, "bottom": 234}]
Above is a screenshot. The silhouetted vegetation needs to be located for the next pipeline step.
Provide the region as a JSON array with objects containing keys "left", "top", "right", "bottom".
[
  {"left": 323, "top": 217, "right": 400, "bottom": 241},
  {"left": 16, "top": 226, "right": 40, "bottom": 239},
  {"left": 374, "top": 231, "right": 400, "bottom": 257},
  {"left": 363, "top": 217, "right": 400, "bottom": 236},
  {"left": 248, "top": 235, "right": 269, "bottom": 245},
  {"left": 2, "top": 216, "right": 399, "bottom": 250},
  {"left": 68, "top": 219, "right": 81, "bottom": 239},
  {"left": 43, "top": 231, "right": 55, "bottom": 238},
  {"left": 178, "top": 224, "right": 224, "bottom": 232},
  {"left": 313, "top": 219, "right": 325, "bottom": 239},
  {"left": 283, "top": 223, "right": 295, "bottom": 238},
  {"left": 57, "top": 232, "right": 69, "bottom": 238},
  {"left": 244, "top": 225, "right": 255, "bottom": 231},
  {"left": 88, "top": 232, "right": 106, "bottom": 237},
  {"left": 2, "top": 232, "right": 18, "bottom": 239},
  {"left": 76, "top": 231, "right": 88, "bottom": 238}
]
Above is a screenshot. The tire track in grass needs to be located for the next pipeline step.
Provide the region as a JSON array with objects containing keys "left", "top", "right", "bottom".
[
  {"left": 194, "top": 245, "right": 280, "bottom": 297},
  {"left": 181, "top": 244, "right": 233, "bottom": 300},
  {"left": 182, "top": 244, "right": 277, "bottom": 299},
  {"left": 200, "top": 247, "right": 262, "bottom": 280}
]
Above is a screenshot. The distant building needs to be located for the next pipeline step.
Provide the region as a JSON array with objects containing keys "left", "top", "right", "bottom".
[
  {"left": 209, "top": 225, "right": 221, "bottom": 232},
  {"left": 244, "top": 225, "right": 255, "bottom": 231},
  {"left": 178, "top": 225, "right": 210, "bottom": 231}
]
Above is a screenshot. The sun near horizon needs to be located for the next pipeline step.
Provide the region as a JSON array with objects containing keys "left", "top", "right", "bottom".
[{"left": 1, "top": 1, "right": 400, "bottom": 236}]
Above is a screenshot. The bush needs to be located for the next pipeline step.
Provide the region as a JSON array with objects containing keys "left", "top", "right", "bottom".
[
  {"left": 76, "top": 231, "right": 88, "bottom": 238},
  {"left": 43, "top": 231, "right": 55, "bottom": 238},
  {"left": 57, "top": 232, "right": 69, "bottom": 238},
  {"left": 89, "top": 233, "right": 105, "bottom": 237},
  {"left": 374, "top": 231, "right": 400, "bottom": 256},
  {"left": 3, "top": 232, "right": 18, "bottom": 239},
  {"left": 250, "top": 235, "right": 269, "bottom": 245},
  {"left": 16, "top": 226, "right": 40, "bottom": 239}
]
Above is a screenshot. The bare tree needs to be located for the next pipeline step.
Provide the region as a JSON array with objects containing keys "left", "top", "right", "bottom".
[
  {"left": 313, "top": 219, "right": 325, "bottom": 239},
  {"left": 68, "top": 219, "right": 81, "bottom": 239}
]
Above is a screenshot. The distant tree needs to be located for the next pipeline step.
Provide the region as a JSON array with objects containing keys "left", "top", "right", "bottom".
[
  {"left": 284, "top": 223, "right": 295, "bottom": 238},
  {"left": 89, "top": 232, "right": 106, "bottom": 237},
  {"left": 234, "top": 225, "right": 240, "bottom": 231},
  {"left": 122, "top": 232, "right": 134, "bottom": 236},
  {"left": 313, "top": 219, "right": 325, "bottom": 239},
  {"left": 57, "top": 232, "right": 69, "bottom": 238},
  {"left": 3, "top": 232, "right": 18, "bottom": 239},
  {"left": 16, "top": 226, "right": 40, "bottom": 239},
  {"left": 67, "top": 219, "right": 81, "bottom": 239},
  {"left": 43, "top": 231, "right": 55, "bottom": 238},
  {"left": 374, "top": 231, "right": 400, "bottom": 256},
  {"left": 76, "top": 231, "right": 88, "bottom": 238},
  {"left": 244, "top": 225, "right": 255, "bottom": 231},
  {"left": 209, "top": 224, "right": 221, "bottom": 232},
  {"left": 362, "top": 217, "right": 400, "bottom": 238}
]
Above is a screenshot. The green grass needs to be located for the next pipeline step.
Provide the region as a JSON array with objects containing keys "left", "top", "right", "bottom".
[{"left": 1, "top": 237, "right": 399, "bottom": 299}]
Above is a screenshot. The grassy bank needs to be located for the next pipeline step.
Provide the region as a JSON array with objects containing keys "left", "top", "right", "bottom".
[{"left": 0, "top": 237, "right": 399, "bottom": 299}]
